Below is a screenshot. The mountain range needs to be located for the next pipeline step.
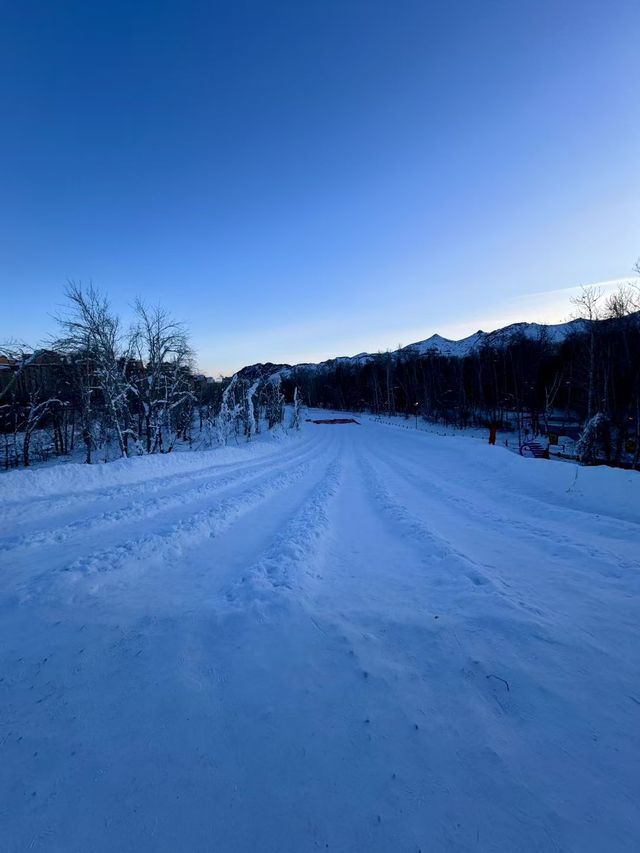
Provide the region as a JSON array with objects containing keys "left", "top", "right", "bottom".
[{"left": 237, "top": 317, "right": 588, "bottom": 381}]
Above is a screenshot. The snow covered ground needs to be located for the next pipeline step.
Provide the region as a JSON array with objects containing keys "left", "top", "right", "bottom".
[
  {"left": 365, "top": 413, "right": 537, "bottom": 455},
  {"left": 1, "top": 415, "right": 639, "bottom": 852}
]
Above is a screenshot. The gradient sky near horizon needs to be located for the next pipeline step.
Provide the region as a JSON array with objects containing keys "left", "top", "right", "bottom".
[{"left": 1, "top": 1, "right": 639, "bottom": 375}]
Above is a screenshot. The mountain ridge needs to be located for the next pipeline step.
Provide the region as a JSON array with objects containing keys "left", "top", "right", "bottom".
[{"left": 237, "top": 316, "right": 590, "bottom": 381}]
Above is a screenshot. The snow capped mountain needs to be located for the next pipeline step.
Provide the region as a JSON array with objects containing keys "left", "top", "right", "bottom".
[
  {"left": 239, "top": 317, "right": 589, "bottom": 379},
  {"left": 402, "top": 318, "right": 587, "bottom": 358},
  {"left": 402, "top": 331, "right": 486, "bottom": 358}
]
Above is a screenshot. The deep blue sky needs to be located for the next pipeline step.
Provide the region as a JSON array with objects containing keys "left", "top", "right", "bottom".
[{"left": 2, "top": 1, "right": 639, "bottom": 374}]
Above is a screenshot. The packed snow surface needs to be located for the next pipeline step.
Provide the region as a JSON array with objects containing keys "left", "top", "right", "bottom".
[{"left": 1, "top": 416, "right": 639, "bottom": 852}]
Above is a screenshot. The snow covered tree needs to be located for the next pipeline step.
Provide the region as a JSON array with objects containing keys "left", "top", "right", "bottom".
[
  {"left": 131, "top": 301, "right": 194, "bottom": 453},
  {"left": 264, "top": 376, "right": 285, "bottom": 429},
  {"left": 55, "top": 282, "right": 134, "bottom": 458},
  {"left": 19, "top": 394, "right": 64, "bottom": 468},
  {"left": 289, "top": 386, "right": 303, "bottom": 430},
  {"left": 577, "top": 412, "right": 611, "bottom": 464},
  {"left": 241, "top": 378, "right": 260, "bottom": 440},
  {"left": 216, "top": 374, "right": 242, "bottom": 445}
]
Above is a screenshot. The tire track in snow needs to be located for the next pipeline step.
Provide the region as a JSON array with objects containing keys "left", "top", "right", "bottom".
[
  {"left": 225, "top": 452, "right": 343, "bottom": 607},
  {"left": 356, "top": 450, "right": 504, "bottom": 593},
  {"left": 371, "top": 441, "right": 640, "bottom": 578},
  {"left": 1, "top": 433, "right": 319, "bottom": 529},
  {"left": 371, "top": 421, "right": 639, "bottom": 535},
  {"left": 0, "top": 439, "right": 323, "bottom": 555},
  {"left": 62, "top": 458, "right": 316, "bottom": 578}
]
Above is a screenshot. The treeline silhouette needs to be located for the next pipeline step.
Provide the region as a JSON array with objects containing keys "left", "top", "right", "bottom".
[{"left": 281, "top": 303, "right": 640, "bottom": 468}]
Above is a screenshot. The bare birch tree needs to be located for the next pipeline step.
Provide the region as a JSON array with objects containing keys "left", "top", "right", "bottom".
[
  {"left": 131, "top": 301, "right": 194, "bottom": 453},
  {"left": 55, "top": 282, "right": 134, "bottom": 457}
]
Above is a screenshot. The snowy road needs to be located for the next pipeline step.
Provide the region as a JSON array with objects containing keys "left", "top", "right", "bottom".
[{"left": 1, "top": 418, "right": 639, "bottom": 852}]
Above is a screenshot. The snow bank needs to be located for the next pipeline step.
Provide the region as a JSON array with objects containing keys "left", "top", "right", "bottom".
[
  {"left": 0, "top": 439, "right": 283, "bottom": 503},
  {"left": 438, "top": 431, "right": 640, "bottom": 524},
  {"left": 365, "top": 412, "right": 640, "bottom": 525},
  {"left": 490, "top": 445, "right": 640, "bottom": 523}
]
